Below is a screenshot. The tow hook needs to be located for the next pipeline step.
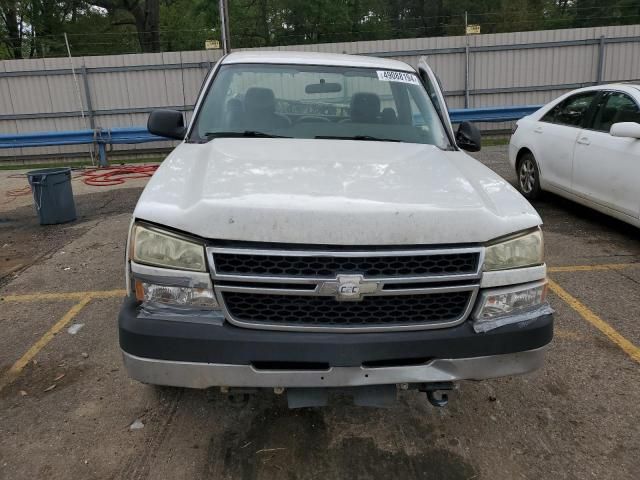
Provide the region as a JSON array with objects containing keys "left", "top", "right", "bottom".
[{"left": 420, "top": 382, "right": 454, "bottom": 407}]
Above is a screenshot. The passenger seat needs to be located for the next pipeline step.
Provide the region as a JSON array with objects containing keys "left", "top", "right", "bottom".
[
  {"left": 381, "top": 108, "right": 397, "bottom": 124},
  {"left": 244, "top": 87, "right": 291, "bottom": 130}
]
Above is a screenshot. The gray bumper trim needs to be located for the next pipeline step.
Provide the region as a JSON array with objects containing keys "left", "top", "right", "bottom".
[{"left": 122, "top": 347, "right": 547, "bottom": 389}]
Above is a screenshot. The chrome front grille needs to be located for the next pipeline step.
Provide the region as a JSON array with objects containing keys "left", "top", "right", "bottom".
[{"left": 207, "top": 245, "right": 483, "bottom": 332}]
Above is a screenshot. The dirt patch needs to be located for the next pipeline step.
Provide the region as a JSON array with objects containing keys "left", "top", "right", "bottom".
[
  {"left": 0, "top": 354, "right": 90, "bottom": 401},
  {"left": 0, "top": 187, "right": 142, "bottom": 285},
  {"left": 114, "top": 387, "right": 184, "bottom": 480},
  {"left": 204, "top": 403, "right": 476, "bottom": 480}
]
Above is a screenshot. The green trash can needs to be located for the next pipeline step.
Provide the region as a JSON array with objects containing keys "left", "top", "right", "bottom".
[{"left": 27, "top": 167, "right": 77, "bottom": 225}]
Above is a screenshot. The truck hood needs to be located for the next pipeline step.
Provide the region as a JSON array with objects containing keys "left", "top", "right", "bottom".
[{"left": 135, "top": 139, "right": 541, "bottom": 245}]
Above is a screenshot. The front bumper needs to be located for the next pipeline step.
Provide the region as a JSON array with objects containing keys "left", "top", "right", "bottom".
[
  {"left": 119, "top": 296, "right": 553, "bottom": 388},
  {"left": 122, "top": 347, "right": 547, "bottom": 388}
]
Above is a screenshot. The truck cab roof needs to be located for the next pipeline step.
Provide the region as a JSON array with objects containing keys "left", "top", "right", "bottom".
[{"left": 221, "top": 50, "right": 415, "bottom": 72}]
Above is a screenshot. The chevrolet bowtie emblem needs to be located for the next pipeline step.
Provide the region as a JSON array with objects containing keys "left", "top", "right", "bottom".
[{"left": 319, "top": 274, "right": 381, "bottom": 301}]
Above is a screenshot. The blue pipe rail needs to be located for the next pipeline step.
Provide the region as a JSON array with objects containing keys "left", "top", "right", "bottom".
[
  {"left": 0, "top": 129, "right": 99, "bottom": 148},
  {"left": 0, "top": 127, "right": 167, "bottom": 148},
  {"left": 0, "top": 127, "right": 165, "bottom": 166},
  {"left": 449, "top": 105, "right": 541, "bottom": 123},
  {"left": 0, "top": 105, "right": 542, "bottom": 166}
]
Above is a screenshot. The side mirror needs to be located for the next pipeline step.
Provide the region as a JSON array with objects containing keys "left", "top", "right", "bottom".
[
  {"left": 610, "top": 122, "right": 640, "bottom": 139},
  {"left": 456, "top": 121, "right": 481, "bottom": 152},
  {"left": 148, "top": 109, "right": 186, "bottom": 140}
]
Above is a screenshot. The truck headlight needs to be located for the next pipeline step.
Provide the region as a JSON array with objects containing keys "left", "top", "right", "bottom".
[
  {"left": 472, "top": 281, "right": 552, "bottom": 333},
  {"left": 131, "top": 223, "right": 206, "bottom": 272},
  {"left": 483, "top": 229, "right": 543, "bottom": 271},
  {"left": 134, "top": 281, "right": 219, "bottom": 309}
]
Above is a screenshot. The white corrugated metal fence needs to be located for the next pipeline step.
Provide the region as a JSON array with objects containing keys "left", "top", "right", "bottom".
[{"left": 1, "top": 24, "right": 639, "bottom": 161}]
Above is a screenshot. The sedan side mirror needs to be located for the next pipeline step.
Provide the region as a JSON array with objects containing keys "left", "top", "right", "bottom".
[
  {"left": 456, "top": 121, "right": 481, "bottom": 152},
  {"left": 610, "top": 122, "right": 640, "bottom": 139},
  {"left": 148, "top": 109, "right": 186, "bottom": 140}
]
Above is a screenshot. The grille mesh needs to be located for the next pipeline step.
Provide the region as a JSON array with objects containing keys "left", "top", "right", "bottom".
[
  {"left": 213, "top": 252, "right": 479, "bottom": 278},
  {"left": 222, "top": 291, "right": 471, "bottom": 327}
]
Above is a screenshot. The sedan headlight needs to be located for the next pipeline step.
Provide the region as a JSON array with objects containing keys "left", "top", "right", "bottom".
[
  {"left": 483, "top": 229, "right": 543, "bottom": 271},
  {"left": 131, "top": 224, "right": 206, "bottom": 272}
]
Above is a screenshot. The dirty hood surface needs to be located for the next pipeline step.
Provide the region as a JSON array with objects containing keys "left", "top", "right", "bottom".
[{"left": 135, "top": 138, "right": 541, "bottom": 245}]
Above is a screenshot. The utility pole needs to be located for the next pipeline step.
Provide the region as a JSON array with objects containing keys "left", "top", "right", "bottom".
[
  {"left": 219, "top": 0, "right": 231, "bottom": 54},
  {"left": 464, "top": 11, "right": 470, "bottom": 108}
]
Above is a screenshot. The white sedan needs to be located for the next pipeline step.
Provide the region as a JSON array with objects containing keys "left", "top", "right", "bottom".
[{"left": 509, "top": 84, "right": 640, "bottom": 228}]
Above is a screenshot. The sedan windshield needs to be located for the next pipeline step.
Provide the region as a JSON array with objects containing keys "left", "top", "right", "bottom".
[{"left": 190, "top": 63, "right": 451, "bottom": 148}]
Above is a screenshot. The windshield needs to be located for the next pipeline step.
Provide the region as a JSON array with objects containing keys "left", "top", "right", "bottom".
[{"left": 190, "top": 63, "right": 451, "bottom": 148}]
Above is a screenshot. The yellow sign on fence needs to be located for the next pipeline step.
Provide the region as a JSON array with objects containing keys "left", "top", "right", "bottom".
[
  {"left": 205, "top": 40, "right": 220, "bottom": 50},
  {"left": 466, "top": 24, "right": 481, "bottom": 35}
]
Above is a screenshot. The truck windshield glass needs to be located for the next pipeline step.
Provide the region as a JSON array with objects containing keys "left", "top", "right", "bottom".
[{"left": 190, "top": 64, "right": 451, "bottom": 148}]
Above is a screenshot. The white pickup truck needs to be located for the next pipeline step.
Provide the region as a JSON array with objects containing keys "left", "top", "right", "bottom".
[{"left": 119, "top": 51, "right": 553, "bottom": 408}]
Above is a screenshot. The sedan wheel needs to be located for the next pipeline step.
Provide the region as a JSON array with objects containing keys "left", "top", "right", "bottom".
[{"left": 517, "top": 152, "right": 542, "bottom": 200}]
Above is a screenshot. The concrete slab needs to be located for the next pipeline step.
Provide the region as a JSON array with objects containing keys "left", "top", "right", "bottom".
[{"left": 552, "top": 268, "right": 640, "bottom": 345}]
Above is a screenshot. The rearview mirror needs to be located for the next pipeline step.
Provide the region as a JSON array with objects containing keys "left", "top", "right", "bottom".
[
  {"left": 610, "top": 122, "right": 640, "bottom": 139},
  {"left": 148, "top": 109, "right": 186, "bottom": 140},
  {"left": 456, "top": 121, "right": 481, "bottom": 152},
  {"left": 305, "top": 81, "right": 342, "bottom": 94}
]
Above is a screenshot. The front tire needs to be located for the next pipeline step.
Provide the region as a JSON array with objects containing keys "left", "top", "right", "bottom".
[{"left": 517, "top": 152, "right": 542, "bottom": 200}]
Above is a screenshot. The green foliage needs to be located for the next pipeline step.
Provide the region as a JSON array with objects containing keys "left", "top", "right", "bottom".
[
  {"left": 1, "top": 0, "right": 639, "bottom": 59},
  {"left": 159, "top": 0, "right": 218, "bottom": 51}
]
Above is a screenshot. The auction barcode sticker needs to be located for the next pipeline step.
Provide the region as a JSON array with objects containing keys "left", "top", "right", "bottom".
[{"left": 376, "top": 70, "right": 420, "bottom": 85}]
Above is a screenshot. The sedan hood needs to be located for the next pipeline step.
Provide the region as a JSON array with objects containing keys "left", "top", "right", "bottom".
[{"left": 135, "top": 139, "right": 541, "bottom": 245}]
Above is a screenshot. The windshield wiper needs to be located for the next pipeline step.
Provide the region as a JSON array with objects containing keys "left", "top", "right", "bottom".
[
  {"left": 314, "top": 135, "right": 400, "bottom": 142},
  {"left": 204, "top": 131, "right": 291, "bottom": 139}
]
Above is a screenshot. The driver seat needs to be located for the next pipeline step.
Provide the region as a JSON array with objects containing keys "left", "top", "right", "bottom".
[{"left": 344, "top": 92, "right": 381, "bottom": 123}]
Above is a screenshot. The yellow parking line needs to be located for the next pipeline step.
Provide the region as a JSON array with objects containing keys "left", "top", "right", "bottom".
[
  {"left": 0, "top": 296, "right": 93, "bottom": 393},
  {"left": 548, "top": 279, "right": 640, "bottom": 364},
  {"left": 548, "top": 263, "right": 637, "bottom": 273},
  {"left": 1, "top": 289, "right": 126, "bottom": 303}
]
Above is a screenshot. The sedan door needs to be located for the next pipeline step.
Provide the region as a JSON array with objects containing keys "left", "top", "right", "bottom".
[
  {"left": 572, "top": 91, "right": 640, "bottom": 218},
  {"left": 532, "top": 91, "right": 600, "bottom": 192}
]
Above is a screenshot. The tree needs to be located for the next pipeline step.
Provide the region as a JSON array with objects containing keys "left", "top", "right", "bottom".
[
  {"left": 90, "top": 0, "right": 161, "bottom": 52},
  {"left": 1, "top": 0, "right": 90, "bottom": 58},
  {"left": 159, "top": 0, "right": 217, "bottom": 51},
  {"left": 0, "top": 1, "right": 23, "bottom": 58},
  {"left": 1, "top": 0, "right": 640, "bottom": 60}
]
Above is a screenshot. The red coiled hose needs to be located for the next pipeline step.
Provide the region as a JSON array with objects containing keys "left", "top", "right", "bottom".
[{"left": 78, "top": 165, "right": 159, "bottom": 186}]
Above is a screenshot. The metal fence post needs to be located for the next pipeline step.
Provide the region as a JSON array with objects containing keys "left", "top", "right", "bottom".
[
  {"left": 80, "top": 66, "right": 95, "bottom": 130},
  {"left": 92, "top": 129, "right": 108, "bottom": 167},
  {"left": 98, "top": 143, "right": 108, "bottom": 167},
  {"left": 596, "top": 36, "right": 606, "bottom": 84}
]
